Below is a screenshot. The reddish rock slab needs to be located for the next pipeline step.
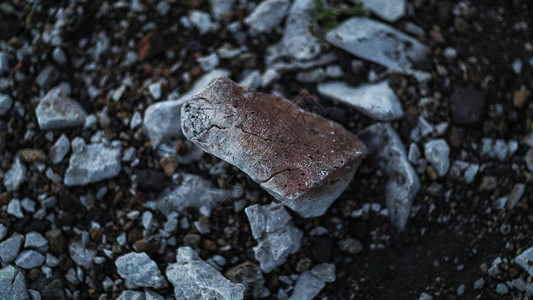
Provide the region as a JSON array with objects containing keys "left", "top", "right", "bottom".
[{"left": 181, "top": 78, "right": 366, "bottom": 217}]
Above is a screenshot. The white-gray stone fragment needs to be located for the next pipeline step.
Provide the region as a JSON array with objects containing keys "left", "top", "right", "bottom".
[
  {"left": 149, "top": 173, "right": 232, "bottom": 215},
  {"left": 35, "top": 84, "right": 87, "bottom": 130},
  {"left": 4, "top": 158, "right": 27, "bottom": 192},
  {"left": 117, "top": 290, "right": 144, "bottom": 300},
  {"left": 7, "top": 199, "right": 24, "bottom": 219},
  {"left": 0, "top": 52, "right": 9, "bottom": 74},
  {"left": 143, "top": 69, "right": 230, "bottom": 147},
  {"left": 0, "top": 224, "right": 7, "bottom": 241},
  {"left": 0, "top": 93, "right": 13, "bottom": 115},
  {"left": 148, "top": 81, "right": 162, "bottom": 100},
  {"left": 49, "top": 134, "right": 70, "bottom": 164},
  {"left": 69, "top": 241, "right": 96, "bottom": 269},
  {"left": 0, "top": 265, "right": 29, "bottom": 300},
  {"left": 358, "top": 123, "right": 420, "bottom": 229},
  {"left": 145, "top": 289, "right": 164, "bottom": 300},
  {"left": 166, "top": 247, "right": 245, "bottom": 299},
  {"left": 515, "top": 246, "right": 533, "bottom": 276},
  {"left": 358, "top": 0, "right": 406, "bottom": 22},
  {"left": 464, "top": 163, "right": 479, "bottom": 183},
  {"left": 282, "top": 0, "right": 323, "bottom": 61},
  {"left": 15, "top": 250, "right": 45, "bottom": 269},
  {"left": 35, "top": 65, "right": 60, "bottom": 89},
  {"left": 325, "top": 17, "right": 430, "bottom": 73},
  {"left": 198, "top": 53, "right": 220, "bottom": 72},
  {"left": 24, "top": 232, "right": 48, "bottom": 249},
  {"left": 64, "top": 140, "right": 122, "bottom": 186},
  {"left": 244, "top": 0, "right": 290, "bottom": 36},
  {"left": 245, "top": 203, "right": 303, "bottom": 273},
  {"left": 210, "top": 0, "right": 236, "bottom": 20},
  {"left": 0, "top": 234, "right": 24, "bottom": 263},
  {"left": 116, "top": 252, "right": 166, "bottom": 288},
  {"left": 239, "top": 70, "right": 262, "bottom": 90},
  {"left": 318, "top": 80, "right": 404, "bottom": 121},
  {"left": 424, "top": 139, "right": 450, "bottom": 177},
  {"left": 481, "top": 138, "right": 508, "bottom": 161},
  {"left": 289, "top": 264, "right": 336, "bottom": 300},
  {"left": 189, "top": 10, "right": 215, "bottom": 35}
]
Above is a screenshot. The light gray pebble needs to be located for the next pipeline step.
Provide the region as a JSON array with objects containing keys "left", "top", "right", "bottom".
[
  {"left": 15, "top": 250, "right": 45, "bottom": 269},
  {"left": 473, "top": 278, "right": 484, "bottom": 289},
  {"left": 49, "top": 134, "right": 70, "bottom": 164},
  {"left": 7, "top": 198, "right": 24, "bottom": 218},
  {"left": 0, "top": 93, "right": 13, "bottom": 115},
  {"left": 4, "top": 158, "right": 26, "bottom": 192},
  {"left": 496, "top": 283, "right": 509, "bottom": 295},
  {"left": 424, "top": 139, "right": 450, "bottom": 177}
]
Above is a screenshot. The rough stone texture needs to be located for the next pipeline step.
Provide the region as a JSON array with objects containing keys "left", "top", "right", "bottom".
[
  {"left": 15, "top": 249, "right": 45, "bottom": 269},
  {"left": 35, "top": 65, "right": 60, "bottom": 89},
  {"left": 325, "top": 17, "right": 430, "bottom": 73},
  {"left": 35, "top": 84, "right": 87, "bottom": 130},
  {"left": 282, "top": 0, "right": 323, "bottom": 61},
  {"left": 245, "top": 203, "right": 303, "bottom": 273},
  {"left": 4, "top": 157, "right": 27, "bottom": 192},
  {"left": 115, "top": 252, "right": 166, "bottom": 288},
  {"left": 24, "top": 232, "right": 48, "bottom": 249},
  {"left": 49, "top": 134, "right": 70, "bottom": 164},
  {"left": 166, "top": 247, "right": 245, "bottom": 299},
  {"left": 143, "top": 69, "right": 230, "bottom": 147},
  {"left": 288, "top": 271, "right": 326, "bottom": 300},
  {"left": 210, "top": 0, "right": 236, "bottom": 20},
  {"left": 358, "top": 123, "right": 420, "bottom": 229},
  {"left": 149, "top": 173, "right": 232, "bottom": 215},
  {"left": 0, "top": 265, "right": 29, "bottom": 300},
  {"left": 182, "top": 78, "right": 366, "bottom": 217},
  {"left": 244, "top": 0, "right": 290, "bottom": 36},
  {"left": 358, "top": 0, "right": 406, "bottom": 22},
  {"left": 69, "top": 241, "right": 96, "bottom": 269},
  {"left": 117, "top": 290, "right": 144, "bottom": 300},
  {"left": 424, "top": 139, "right": 450, "bottom": 177},
  {"left": 0, "top": 234, "right": 24, "bottom": 263},
  {"left": 515, "top": 246, "right": 533, "bottom": 276},
  {"left": 0, "top": 93, "right": 13, "bottom": 115},
  {"left": 63, "top": 139, "right": 122, "bottom": 186},
  {"left": 318, "top": 80, "right": 404, "bottom": 121},
  {"left": 0, "top": 223, "right": 7, "bottom": 241},
  {"left": 449, "top": 86, "right": 486, "bottom": 126},
  {"left": 225, "top": 261, "right": 266, "bottom": 298}
]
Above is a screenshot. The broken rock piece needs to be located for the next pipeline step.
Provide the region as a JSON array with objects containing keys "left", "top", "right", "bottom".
[
  {"left": 358, "top": 123, "right": 420, "bottom": 229},
  {"left": 181, "top": 78, "right": 366, "bottom": 217},
  {"left": 166, "top": 247, "right": 245, "bottom": 299},
  {"left": 245, "top": 203, "right": 303, "bottom": 273},
  {"left": 325, "top": 17, "right": 430, "bottom": 73},
  {"left": 35, "top": 83, "right": 87, "bottom": 130}
]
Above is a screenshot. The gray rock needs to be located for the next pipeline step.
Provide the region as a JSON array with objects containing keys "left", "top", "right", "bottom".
[
  {"left": 24, "top": 232, "right": 48, "bottom": 249},
  {"left": 424, "top": 139, "right": 450, "bottom": 177},
  {"left": 16, "top": 250, "right": 45, "bottom": 269},
  {"left": 359, "top": 0, "right": 406, "bottom": 22},
  {"left": 117, "top": 290, "right": 144, "bottom": 300},
  {"left": 515, "top": 246, "right": 533, "bottom": 276},
  {"left": 150, "top": 173, "right": 232, "bottom": 215},
  {"left": 0, "top": 52, "right": 8, "bottom": 74},
  {"left": 525, "top": 149, "right": 533, "bottom": 172},
  {"left": 49, "top": 134, "right": 70, "bottom": 164},
  {"left": 464, "top": 163, "right": 479, "bottom": 183},
  {"left": 296, "top": 68, "right": 326, "bottom": 83},
  {"left": 318, "top": 80, "right": 404, "bottom": 121},
  {"left": 35, "top": 65, "right": 60, "bottom": 89},
  {"left": 288, "top": 271, "right": 326, "bottom": 300},
  {"left": 311, "top": 263, "right": 336, "bottom": 282},
  {"left": 64, "top": 140, "right": 122, "bottom": 186},
  {"left": 239, "top": 70, "right": 262, "bottom": 90},
  {"left": 245, "top": 0, "right": 290, "bottom": 36},
  {"left": 225, "top": 262, "right": 266, "bottom": 298},
  {"left": 210, "top": 0, "right": 236, "bottom": 20},
  {"left": 69, "top": 241, "right": 96, "bottom": 269},
  {"left": 496, "top": 283, "right": 509, "bottom": 295},
  {"left": 473, "top": 278, "right": 485, "bottom": 289},
  {"left": 326, "top": 17, "right": 430, "bottom": 73},
  {"left": 0, "top": 265, "right": 29, "bottom": 300},
  {"left": 481, "top": 138, "right": 508, "bottom": 161},
  {"left": 20, "top": 198, "right": 36, "bottom": 213},
  {"left": 116, "top": 252, "right": 166, "bottom": 288},
  {"left": 282, "top": 0, "right": 323, "bottom": 61},
  {"left": 0, "top": 234, "right": 24, "bottom": 263},
  {"left": 166, "top": 247, "right": 245, "bottom": 299},
  {"left": 35, "top": 84, "right": 87, "bottom": 130},
  {"left": 148, "top": 82, "right": 162, "bottom": 100},
  {"left": 189, "top": 10, "right": 215, "bottom": 35},
  {"left": 52, "top": 47, "right": 67, "bottom": 65},
  {"left": 198, "top": 53, "right": 220, "bottom": 72},
  {"left": 407, "top": 143, "right": 426, "bottom": 173},
  {"left": 143, "top": 69, "right": 230, "bottom": 147},
  {"left": 245, "top": 203, "right": 303, "bottom": 273},
  {"left": 0, "top": 93, "right": 13, "bottom": 115},
  {"left": 4, "top": 158, "right": 27, "bottom": 192},
  {"left": 358, "top": 123, "right": 420, "bottom": 229},
  {"left": 7, "top": 198, "right": 24, "bottom": 219},
  {"left": 28, "top": 289, "right": 40, "bottom": 300},
  {"left": 0, "top": 223, "right": 7, "bottom": 241}
]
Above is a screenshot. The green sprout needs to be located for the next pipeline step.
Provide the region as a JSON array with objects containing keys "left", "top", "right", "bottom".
[{"left": 314, "top": 0, "right": 365, "bottom": 30}]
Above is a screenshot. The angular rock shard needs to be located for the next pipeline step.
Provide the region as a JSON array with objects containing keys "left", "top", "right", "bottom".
[
  {"left": 245, "top": 203, "right": 303, "bottom": 273},
  {"left": 318, "top": 80, "right": 404, "bottom": 121},
  {"left": 166, "top": 247, "right": 245, "bottom": 299},
  {"left": 0, "top": 265, "right": 29, "bottom": 300},
  {"left": 282, "top": 0, "right": 323, "bottom": 61},
  {"left": 358, "top": 123, "right": 420, "bottom": 229},
  {"left": 358, "top": 0, "right": 406, "bottom": 22},
  {"left": 181, "top": 78, "right": 366, "bottom": 217},
  {"left": 325, "top": 17, "right": 430, "bottom": 73},
  {"left": 35, "top": 84, "right": 87, "bottom": 130},
  {"left": 115, "top": 252, "right": 166, "bottom": 289}
]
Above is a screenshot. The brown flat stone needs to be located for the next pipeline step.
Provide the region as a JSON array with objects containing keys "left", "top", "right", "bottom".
[{"left": 181, "top": 78, "right": 366, "bottom": 217}]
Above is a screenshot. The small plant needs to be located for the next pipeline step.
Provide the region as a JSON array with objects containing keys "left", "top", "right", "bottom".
[{"left": 314, "top": 0, "right": 365, "bottom": 30}]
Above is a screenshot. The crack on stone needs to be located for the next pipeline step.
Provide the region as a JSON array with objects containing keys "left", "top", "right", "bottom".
[
  {"left": 261, "top": 168, "right": 293, "bottom": 183},
  {"left": 192, "top": 124, "right": 228, "bottom": 140},
  {"left": 235, "top": 125, "right": 272, "bottom": 143}
]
